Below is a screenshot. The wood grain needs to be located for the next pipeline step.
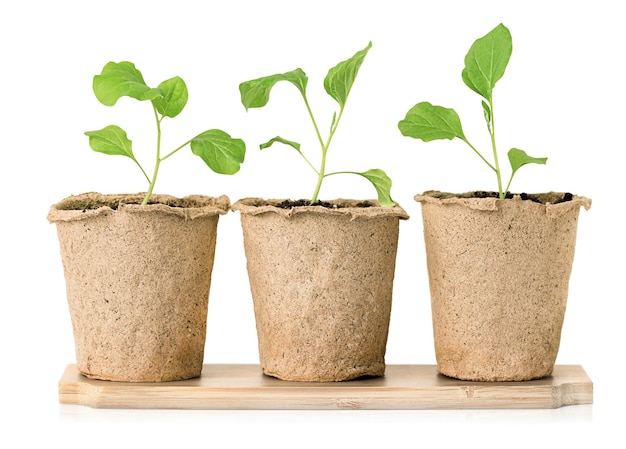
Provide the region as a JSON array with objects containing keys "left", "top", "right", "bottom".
[{"left": 59, "top": 364, "right": 592, "bottom": 410}]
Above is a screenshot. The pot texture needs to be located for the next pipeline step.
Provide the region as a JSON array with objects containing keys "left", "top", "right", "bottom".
[
  {"left": 232, "top": 198, "right": 409, "bottom": 381},
  {"left": 415, "top": 191, "right": 591, "bottom": 381},
  {"left": 48, "top": 192, "right": 229, "bottom": 382}
]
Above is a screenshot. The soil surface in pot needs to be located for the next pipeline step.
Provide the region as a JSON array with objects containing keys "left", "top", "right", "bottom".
[
  {"left": 274, "top": 199, "right": 376, "bottom": 209},
  {"left": 429, "top": 191, "right": 575, "bottom": 204},
  {"left": 56, "top": 194, "right": 215, "bottom": 211}
]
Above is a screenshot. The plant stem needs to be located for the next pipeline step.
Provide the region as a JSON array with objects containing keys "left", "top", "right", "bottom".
[
  {"left": 310, "top": 105, "right": 345, "bottom": 204},
  {"left": 488, "top": 98, "right": 504, "bottom": 199},
  {"left": 142, "top": 106, "right": 163, "bottom": 205},
  {"left": 300, "top": 95, "right": 328, "bottom": 204}
]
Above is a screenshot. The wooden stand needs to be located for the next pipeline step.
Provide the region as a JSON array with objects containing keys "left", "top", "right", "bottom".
[{"left": 59, "top": 364, "right": 592, "bottom": 410}]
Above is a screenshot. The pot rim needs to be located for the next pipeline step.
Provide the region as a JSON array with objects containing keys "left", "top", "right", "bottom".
[
  {"left": 47, "top": 192, "right": 231, "bottom": 223},
  {"left": 231, "top": 197, "right": 409, "bottom": 220},
  {"left": 414, "top": 190, "right": 591, "bottom": 213}
]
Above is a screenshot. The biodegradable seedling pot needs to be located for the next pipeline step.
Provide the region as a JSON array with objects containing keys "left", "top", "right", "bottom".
[
  {"left": 232, "top": 198, "right": 409, "bottom": 382},
  {"left": 48, "top": 192, "right": 230, "bottom": 382},
  {"left": 415, "top": 191, "right": 591, "bottom": 381}
]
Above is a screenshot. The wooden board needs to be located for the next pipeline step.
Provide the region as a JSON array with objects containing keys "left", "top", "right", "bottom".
[{"left": 59, "top": 364, "right": 592, "bottom": 410}]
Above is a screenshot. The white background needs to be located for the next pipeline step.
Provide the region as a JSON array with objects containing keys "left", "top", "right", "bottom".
[{"left": 1, "top": 0, "right": 623, "bottom": 446}]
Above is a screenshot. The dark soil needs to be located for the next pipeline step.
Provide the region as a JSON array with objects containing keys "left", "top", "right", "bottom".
[
  {"left": 72, "top": 198, "right": 196, "bottom": 211},
  {"left": 428, "top": 191, "right": 575, "bottom": 205},
  {"left": 519, "top": 192, "right": 574, "bottom": 204},
  {"left": 472, "top": 191, "right": 514, "bottom": 200},
  {"left": 57, "top": 194, "right": 214, "bottom": 212},
  {"left": 274, "top": 199, "right": 376, "bottom": 209}
]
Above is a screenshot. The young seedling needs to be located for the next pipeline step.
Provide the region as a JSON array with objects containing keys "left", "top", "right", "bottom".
[
  {"left": 239, "top": 42, "right": 395, "bottom": 207},
  {"left": 398, "top": 23, "right": 547, "bottom": 199},
  {"left": 85, "top": 61, "right": 246, "bottom": 205}
]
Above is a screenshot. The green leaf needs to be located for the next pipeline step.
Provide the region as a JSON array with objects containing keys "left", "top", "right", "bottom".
[
  {"left": 190, "top": 129, "right": 246, "bottom": 175},
  {"left": 152, "top": 76, "right": 188, "bottom": 118},
  {"left": 324, "top": 42, "right": 372, "bottom": 108},
  {"left": 239, "top": 69, "right": 308, "bottom": 110},
  {"left": 508, "top": 148, "right": 547, "bottom": 175},
  {"left": 356, "top": 169, "right": 395, "bottom": 207},
  {"left": 260, "top": 136, "right": 301, "bottom": 151},
  {"left": 92, "top": 61, "right": 162, "bottom": 106},
  {"left": 84, "top": 125, "right": 135, "bottom": 159},
  {"left": 398, "top": 102, "right": 466, "bottom": 142},
  {"left": 461, "top": 23, "right": 512, "bottom": 101}
]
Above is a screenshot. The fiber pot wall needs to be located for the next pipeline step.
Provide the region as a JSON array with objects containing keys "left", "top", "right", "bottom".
[
  {"left": 415, "top": 191, "right": 591, "bottom": 381},
  {"left": 232, "top": 198, "right": 409, "bottom": 382},
  {"left": 48, "top": 192, "right": 230, "bottom": 382}
]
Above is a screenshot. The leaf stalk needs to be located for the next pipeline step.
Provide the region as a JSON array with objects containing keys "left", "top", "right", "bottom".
[
  {"left": 142, "top": 106, "right": 164, "bottom": 205},
  {"left": 487, "top": 98, "right": 505, "bottom": 199}
]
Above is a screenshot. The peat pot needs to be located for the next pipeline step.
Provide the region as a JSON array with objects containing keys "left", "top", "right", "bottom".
[
  {"left": 232, "top": 198, "right": 409, "bottom": 382},
  {"left": 415, "top": 191, "right": 591, "bottom": 381},
  {"left": 48, "top": 192, "right": 230, "bottom": 382}
]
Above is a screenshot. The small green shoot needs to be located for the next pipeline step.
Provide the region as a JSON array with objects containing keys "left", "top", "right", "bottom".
[
  {"left": 85, "top": 61, "right": 246, "bottom": 205},
  {"left": 239, "top": 42, "right": 395, "bottom": 207},
  {"left": 398, "top": 24, "right": 547, "bottom": 199}
]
